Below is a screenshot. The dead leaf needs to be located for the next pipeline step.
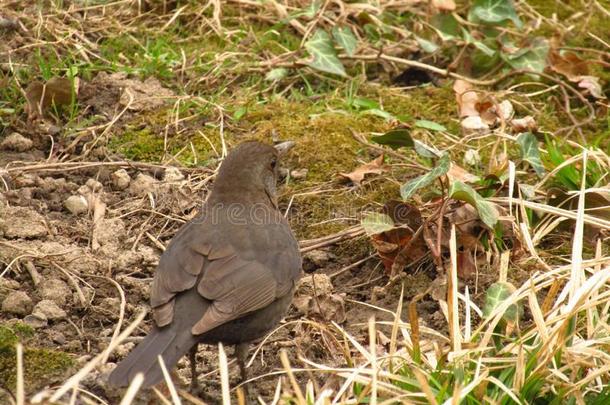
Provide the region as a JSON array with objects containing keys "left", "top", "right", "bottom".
[
  {"left": 339, "top": 154, "right": 387, "bottom": 185},
  {"left": 463, "top": 149, "right": 481, "bottom": 166},
  {"left": 431, "top": 0, "right": 456, "bottom": 11},
  {"left": 476, "top": 99, "right": 514, "bottom": 126},
  {"left": 448, "top": 204, "right": 485, "bottom": 251},
  {"left": 453, "top": 79, "right": 479, "bottom": 117},
  {"left": 549, "top": 50, "right": 589, "bottom": 81},
  {"left": 25, "top": 77, "right": 79, "bottom": 119},
  {"left": 548, "top": 50, "right": 604, "bottom": 99},
  {"left": 510, "top": 116, "right": 537, "bottom": 133},
  {"left": 477, "top": 100, "right": 497, "bottom": 126},
  {"left": 460, "top": 115, "right": 490, "bottom": 135},
  {"left": 369, "top": 201, "right": 427, "bottom": 274},
  {"left": 497, "top": 100, "right": 514, "bottom": 121},
  {"left": 447, "top": 163, "right": 480, "bottom": 183},
  {"left": 456, "top": 250, "right": 476, "bottom": 279},
  {"left": 577, "top": 76, "right": 604, "bottom": 99}
]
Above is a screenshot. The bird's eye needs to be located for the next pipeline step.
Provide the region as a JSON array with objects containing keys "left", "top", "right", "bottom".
[{"left": 270, "top": 157, "right": 277, "bottom": 169}]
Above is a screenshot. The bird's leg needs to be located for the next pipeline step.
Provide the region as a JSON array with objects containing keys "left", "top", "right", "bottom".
[
  {"left": 188, "top": 344, "right": 199, "bottom": 393},
  {"left": 235, "top": 343, "right": 250, "bottom": 400},
  {"left": 235, "top": 343, "right": 249, "bottom": 383}
]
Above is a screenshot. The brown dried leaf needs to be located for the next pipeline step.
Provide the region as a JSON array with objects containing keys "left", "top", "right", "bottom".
[
  {"left": 432, "top": 0, "right": 456, "bottom": 11},
  {"left": 460, "top": 115, "right": 490, "bottom": 135},
  {"left": 370, "top": 201, "right": 427, "bottom": 274},
  {"left": 477, "top": 100, "right": 497, "bottom": 126},
  {"left": 456, "top": 250, "right": 476, "bottom": 279},
  {"left": 25, "top": 77, "right": 79, "bottom": 119},
  {"left": 476, "top": 100, "right": 514, "bottom": 126},
  {"left": 448, "top": 204, "right": 485, "bottom": 251},
  {"left": 453, "top": 79, "right": 479, "bottom": 117},
  {"left": 549, "top": 51, "right": 589, "bottom": 81},
  {"left": 577, "top": 76, "right": 604, "bottom": 99},
  {"left": 339, "top": 154, "right": 387, "bottom": 185},
  {"left": 447, "top": 163, "right": 480, "bottom": 183},
  {"left": 510, "top": 116, "right": 537, "bottom": 133}
]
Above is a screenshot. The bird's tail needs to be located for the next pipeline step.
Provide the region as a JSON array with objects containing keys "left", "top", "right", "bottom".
[{"left": 108, "top": 323, "right": 197, "bottom": 389}]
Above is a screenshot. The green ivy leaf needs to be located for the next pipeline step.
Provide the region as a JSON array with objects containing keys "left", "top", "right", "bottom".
[
  {"left": 265, "top": 68, "right": 288, "bottom": 82},
  {"left": 361, "top": 108, "right": 395, "bottom": 121},
  {"left": 361, "top": 212, "right": 395, "bottom": 235},
  {"left": 400, "top": 154, "right": 450, "bottom": 200},
  {"left": 431, "top": 13, "right": 461, "bottom": 41},
  {"left": 352, "top": 98, "right": 379, "bottom": 110},
  {"left": 462, "top": 28, "right": 496, "bottom": 57},
  {"left": 332, "top": 26, "right": 358, "bottom": 57},
  {"left": 415, "top": 36, "right": 439, "bottom": 53},
  {"left": 305, "top": 29, "right": 347, "bottom": 77},
  {"left": 370, "top": 129, "right": 414, "bottom": 150},
  {"left": 449, "top": 181, "right": 499, "bottom": 229},
  {"left": 468, "top": 0, "right": 523, "bottom": 28},
  {"left": 414, "top": 140, "right": 441, "bottom": 158},
  {"left": 415, "top": 120, "right": 447, "bottom": 132},
  {"left": 517, "top": 132, "right": 545, "bottom": 177},
  {"left": 303, "top": 0, "right": 321, "bottom": 18},
  {"left": 503, "top": 37, "right": 549, "bottom": 73},
  {"left": 232, "top": 106, "right": 247, "bottom": 120},
  {"left": 483, "top": 282, "right": 521, "bottom": 322}
]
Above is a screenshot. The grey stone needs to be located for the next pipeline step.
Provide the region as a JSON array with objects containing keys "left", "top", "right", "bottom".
[
  {"left": 0, "top": 204, "right": 47, "bottom": 239},
  {"left": 129, "top": 173, "right": 156, "bottom": 195},
  {"left": 1, "top": 132, "right": 33, "bottom": 152},
  {"left": 2, "top": 291, "right": 33, "bottom": 316},
  {"left": 38, "top": 278, "right": 71, "bottom": 307},
  {"left": 164, "top": 167, "right": 184, "bottom": 182},
  {"left": 64, "top": 195, "right": 89, "bottom": 215},
  {"left": 24, "top": 313, "right": 48, "bottom": 328},
  {"left": 34, "top": 299, "right": 67, "bottom": 320},
  {"left": 111, "top": 169, "right": 130, "bottom": 190}
]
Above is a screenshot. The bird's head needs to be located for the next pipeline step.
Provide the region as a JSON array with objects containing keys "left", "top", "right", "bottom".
[{"left": 211, "top": 141, "right": 286, "bottom": 207}]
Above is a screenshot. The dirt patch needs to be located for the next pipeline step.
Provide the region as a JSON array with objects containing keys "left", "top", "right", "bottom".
[{"left": 0, "top": 125, "right": 464, "bottom": 403}]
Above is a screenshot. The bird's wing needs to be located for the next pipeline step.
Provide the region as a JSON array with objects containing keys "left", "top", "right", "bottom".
[
  {"left": 148, "top": 221, "right": 208, "bottom": 326},
  {"left": 191, "top": 250, "right": 280, "bottom": 335},
  {"left": 149, "top": 222, "right": 298, "bottom": 335}
]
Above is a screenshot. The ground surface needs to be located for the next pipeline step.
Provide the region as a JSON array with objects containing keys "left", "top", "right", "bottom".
[{"left": 1, "top": 1, "right": 609, "bottom": 404}]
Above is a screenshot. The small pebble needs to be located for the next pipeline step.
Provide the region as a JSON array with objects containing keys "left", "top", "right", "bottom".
[
  {"left": 0, "top": 278, "right": 20, "bottom": 301},
  {"left": 64, "top": 195, "right": 89, "bottom": 215},
  {"left": 24, "top": 313, "right": 48, "bottom": 328},
  {"left": 129, "top": 173, "right": 156, "bottom": 196},
  {"left": 34, "top": 299, "right": 67, "bottom": 320},
  {"left": 38, "top": 278, "right": 71, "bottom": 307},
  {"left": 164, "top": 166, "right": 184, "bottom": 182},
  {"left": 111, "top": 169, "right": 130, "bottom": 190},
  {"left": 2, "top": 291, "right": 34, "bottom": 316},
  {"left": 86, "top": 178, "right": 103, "bottom": 192},
  {"left": 0, "top": 132, "right": 33, "bottom": 152},
  {"left": 290, "top": 168, "right": 308, "bottom": 179}
]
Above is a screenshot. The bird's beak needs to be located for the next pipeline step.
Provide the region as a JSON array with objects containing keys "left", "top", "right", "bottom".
[{"left": 274, "top": 140, "right": 295, "bottom": 155}]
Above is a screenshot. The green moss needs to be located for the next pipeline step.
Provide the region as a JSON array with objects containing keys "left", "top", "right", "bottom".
[
  {"left": 107, "top": 81, "right": 465, "bottom": 239},
  {"left": 109, "top": 126, "right": 167, "bottom": 161},
  {"left": 0, "top": 323, "right": 73, "bottom": 393}
]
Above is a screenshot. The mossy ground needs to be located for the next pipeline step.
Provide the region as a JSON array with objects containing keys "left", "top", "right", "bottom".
[{"left": 0, "top": 323, "right": 73, "bottom": 394}]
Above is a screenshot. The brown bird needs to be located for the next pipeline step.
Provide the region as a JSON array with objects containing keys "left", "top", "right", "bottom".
[{"left": 108, "top": 141, "right": 302, "bottom": 390}]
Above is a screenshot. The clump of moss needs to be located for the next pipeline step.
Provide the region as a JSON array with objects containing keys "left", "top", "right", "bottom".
[{"left": 0, "top": 322, "right": 73, "bottom": 394}]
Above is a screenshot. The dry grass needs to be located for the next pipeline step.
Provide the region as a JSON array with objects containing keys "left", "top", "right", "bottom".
[{"left": 1, "top": 0, "right": 609, "bottom": 404}]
